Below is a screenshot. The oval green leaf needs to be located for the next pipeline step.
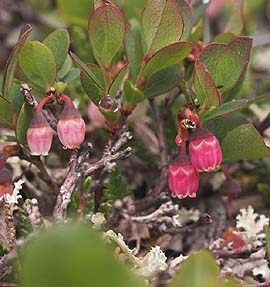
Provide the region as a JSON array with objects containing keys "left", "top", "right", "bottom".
[
  {"left": 201, "top": 99, "right": 248, "bottom": 122},
  {"left": 194, "top": 61, "right": 219, "bottom": 107},
  {"left": 123, "top": 80, "right": 145, "bottom": 111},
  {"left": 168, "top": 250, "right": 219, "bottom": 287},
  {"left": 108, "top": 62, "right": 130, "bottom": 98},
  {"left": 81, "top": 64, "right": 105, "bottom": 105},
  {"left": 199, "top": 37, "right": 252, "bottom": 93},
  {"left": 43, "top": 29, "right": 70, "bottom": 71},
  {"left": 221, "top": 124, "right": 270, "bottom": 162},
  {"left": 142, "top": 0, "right": 184, "bottom": 54},
  {"left": 143, "top": 41, "right": 192, "bottom": 78},
  {"left": 18, "top": 41, "right": 57, "bottom": 90},
  {"left": 175, "top": 0, "right": 193, "bottom": 40},
  {"left": 21, "top": 224, "right": 144, "bottom": 287},
  {"left": 142, "top": 64, "right": 182, "bottom": 98},
  {"left": 88, "top": 2, "right": 125, "bottom": 67}
]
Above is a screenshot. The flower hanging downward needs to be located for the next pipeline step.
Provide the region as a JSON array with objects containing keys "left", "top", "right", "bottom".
[
  {"left": 168, "top": 155, "right": 199, "bottom": 199},
  {"left": 57, "top": 95, "right": 86, "bottom": 149},
  {"left": 27, "top": 97, "right": 53, "bottom": 156},
  {"left": 189, "top": 127, "right": 222, "bottom": 172}
]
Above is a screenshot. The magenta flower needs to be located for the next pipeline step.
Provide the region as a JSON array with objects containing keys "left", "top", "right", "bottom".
[
  {"left": 57, "top": 95, "right": 86, "bottom": 149},
  {"left": 27, "top": 104, "right": 53, "bottom": 156},
  {"left": 168, "top": 155, "right": 199, "bottom": 199},
  {"left": 189, "top": 127, "right": 222, "bottom": 172}
]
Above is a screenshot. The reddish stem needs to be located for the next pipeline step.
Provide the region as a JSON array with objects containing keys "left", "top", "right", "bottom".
[{"left": 60, "top": 94, "right": 74, "bottom": 108}]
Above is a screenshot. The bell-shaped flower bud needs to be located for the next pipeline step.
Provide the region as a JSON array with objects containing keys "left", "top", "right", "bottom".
[
  {"left": 168, "top": 155, "right": 199, "bottom": 199},
  {"left": 27, "top": 106, "right": 53, "bottom": 156},
  {"left": 0, "top": 167, "right": 13, "bottom": 198},
  {"left": 189, "top": 127, "right": 222, "bottom": 172},
  {"left": 57, "top": 95, "right": 86, "bottom": 149}
]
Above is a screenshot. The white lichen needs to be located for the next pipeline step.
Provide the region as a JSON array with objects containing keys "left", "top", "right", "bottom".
[
  {"left": 178, "top": 207, "right": 200, "bottom": 225},
  {"left": 91, "top": 212, "right": 105, "bottom": 228},
  {"left": 236, "top": 206, "right": 269, "bottom": 241},
  {"left": 5, "top": 179, "right": 24, "bottom": 210},
  {"left": 104, "top": 230, "right": 167, "bottom": 278}
]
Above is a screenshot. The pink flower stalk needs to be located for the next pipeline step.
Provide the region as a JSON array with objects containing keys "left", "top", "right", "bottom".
[
  {"left": 27, "top": 97, "right": 53, "bottom": 156},
  {"left": 168, "top": 155, "right": 199, "bottom": 199},
  {"left": 57, "top": 95, "right": 86, "bottom": 149},
  {"left": 0, "top": 167, "right": 13, "bottom": 197},
  {"left": 189, "top": 127, "right": 222, "bottom": 172},
  {"left": 88, "top": 101, "right": 106, "bottom": 128}
]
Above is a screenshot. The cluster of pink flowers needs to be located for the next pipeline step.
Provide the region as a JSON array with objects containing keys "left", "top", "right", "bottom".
[
  {"left": 27, "top": 94, "right": 86, "bottom": 156},
  {"left": 168, "top": 105, "right": 222, "bottom": 199}
]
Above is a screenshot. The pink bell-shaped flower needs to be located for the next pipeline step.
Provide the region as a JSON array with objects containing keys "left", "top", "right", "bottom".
[
  {"left": 189, "top": 127, "right": 222, "bottom": 172},
  {"left": 27, "top": 106, "right": 53, "bottom": 156},
  {"left": 0, "top": 167, "right": 13, "bottom": 198},
  {"left": 57, "top": 95, "right": 86, "bottom": 149},
  {"left": 168, "top": 155, "right": 199, "bottom": 199}
]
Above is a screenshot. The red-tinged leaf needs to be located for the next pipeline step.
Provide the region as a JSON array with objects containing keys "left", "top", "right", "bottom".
[
  {"left": 69, "top": 51, "right": 103, "bottom": 89},
  {"left": 143, "top": 41, "right": 192, "bottom": 78},
  {"left": 88, "top": 2, "right": 125, "bottom": 67},
  {"left": 221, "top": 124, "right": 270, "bottom": 162},
  {"left": 194, "top": 61, "right": 219, "bottom": 107},
  {"left": 199, "top": 37, "right": 252, "bottom": 93},
  {"left": 142, "top": 0, "right": 184, "bottom": 54},
  {"left": 175, "top": 0, "right": 193, "bottom": 40},
  {"left": 108, "top": 62, "right": 130, "bottom": 97},
  {"left": 267, "top": 0, "right": 270, "bottom": 22},
  {"left": 2, "top": 24, "right": 32, "bottom": 98},
  {"left": 220, "top": 227, "right": 246, "bottom": 250}
]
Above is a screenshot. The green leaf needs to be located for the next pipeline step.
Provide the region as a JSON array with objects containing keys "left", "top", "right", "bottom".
[
  {"left": 43, "top": 29, "right": 70, "bottom": 71},
  {"left": 10, "top": 82, "right": 24, "bottom": 114},
  {"left": 221, "top": 124, "right": 270, "bottom": 162},
  {"left": 125, "top": 19, "right": 145, "bottom": 84},
  {"left": 21, "top": 224, "right": 144, "bottom": 287},
  {"left": 224, "top": 0, "right": 244, "bottom": 35},
  {"left": 99, "top": 108, "right": 121, "bottom": 124},
  {"left": 69, "top": 51, "right": 103, "bottom": 89},
  {"left": 168, "top": 250, "right": 219, "bottom": 287},
  {"left": 212, "top": 33, "right": 237, "bottom": 44},
  {"left": 201, "top": 99, "right": 248, "bottom": 122},
  {"left": 56, "top": 0, "right": 93, "bottom": 28},
  {"left": 2, "top": 24, "right": 32, "bottom": 98},
  {"left": 205, "top": 114, "right": 247, "bottom": 143},
  {"left": 0, "top": 96, "right": 17, "bottom": 129},
  {"left": 108, "top": 63, "right": 130, "bottom": 98},
  {"left": 175, "top": 0, "right": 193, "bottom": 40},
  {"left": 18, "top": 41, "right": 57, "bottom": 90},
  {"left": 199, "top": 37, "right": 252, "bottom": 93},
  {"left": 142, "top": 64, "right": 182, "bottom": 98},
  {"left": 16, "top": 103, "right": 34, "bottom": 144},
  {"left": 81, "top": 64, "right": 105, "bottom": 105},
  {"left": 57, "top": 55, "right": 72, "bottom": 80},
  {"left": 142, "top": 0, "right": 184, "bottom": 54},
  {"left": 61, "top": 68, "right": 80, "bottom": 84},
  {"left": 88, "top": 2, "right": 125, "bottom": 67},
  {"left": 143, "top": 41, "right": 192, "bottom": 78},
  {"left": 123, "top": 80, "right": 145, "bottom": 110},
  {"left": 194, "top": 61, "right": 219, "bottom": 107}
]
